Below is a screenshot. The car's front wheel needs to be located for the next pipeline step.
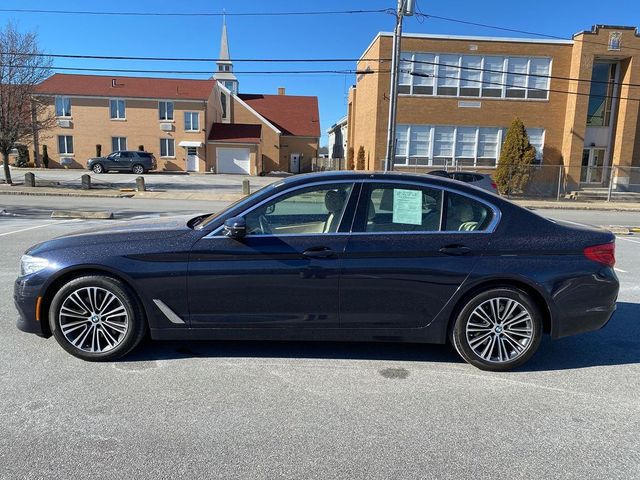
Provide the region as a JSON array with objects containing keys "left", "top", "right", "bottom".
[
  {"left": 48, "top": 275, "right": 147, "bottom": 361},
  {"left": 451, "top": 287, "right": 542, "bottom": 371},
  {"left": 92, "top": 163, "right": 104, "bottom": 174}
]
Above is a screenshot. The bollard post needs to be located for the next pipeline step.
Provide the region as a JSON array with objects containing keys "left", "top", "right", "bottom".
[
  {"left": 136, "top": 176, "right": 146, "bottom": 192},
  {"left": 24, "top": 172, "right": 35, "bottom": 187},
  {"left": 242, "top": 179, "right": 250, "bottom": 195},
  {"left": 81, "top": 174, "right": 91, "bottom": 190}
]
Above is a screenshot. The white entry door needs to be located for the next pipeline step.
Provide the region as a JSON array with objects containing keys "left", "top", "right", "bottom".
[
  {"left": 186, "top": 147, "right": 199, "bottom": 172},
  {"left": 217, "top": 147, "right": 251, "bottom": 174}
]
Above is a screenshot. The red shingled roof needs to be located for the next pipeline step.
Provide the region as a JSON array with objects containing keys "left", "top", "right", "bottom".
[
  {"left": 208, "top": 123, "right": 262, "bottom": 143},
  {"left": 35, "top": 73, "right": 215, "bottom": 100},
  {"left": 238, "top": 94, "right": 320, "bottom": 138}
]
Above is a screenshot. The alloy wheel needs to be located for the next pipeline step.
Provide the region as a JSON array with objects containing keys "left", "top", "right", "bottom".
[
  {"left": 465, "top": 297, "right": 534, "bottom": 364},
  {"left": 132, "top": 165, "right": 144, "bottom": 174},
  {"left": 58, "top": 286, "right": 129, "bottom": 353}
]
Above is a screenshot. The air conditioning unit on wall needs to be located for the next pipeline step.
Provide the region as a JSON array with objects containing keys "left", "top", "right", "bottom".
[
  {"left": 57, "top": 119, "right": 72, "bottom": 128},
  {"left": 160, "top": 122, "right": 173, "bottom": 131}
]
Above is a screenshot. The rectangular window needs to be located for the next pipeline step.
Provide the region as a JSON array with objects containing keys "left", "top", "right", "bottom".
[
  {"left": 55, "top": 96, "right": 71, "bottom": 117},
  {"left": 460, "top": 56, "right": 482, "bottom": 97},
  {"left": 398, "top": 56, "right": 413, "bottom": 94},
  {"left": 412, "top": 53, "right": 435, "bottom": 95},
  {"left": 57, "top": 135, "right": 74, "bottom": 154},
  {"left": 408, "top": 125, "right": 431, "bottom": 165},
  {"left": 160, "top": 138, "right": 175, "bottom": 157},
  {"left": 437, "top": 55, "right": 460, "bottom": 96},
  {"left": 220, "top": 92, "right": 228, "bottom": 119},
  {"left": 527, "top": 128, "right": 545, "bottom": 161},
  {"left": 506, "top": 57, "right": 529, "bottom": 98},
  {"left": 159, "top": 101, "right": 174, "bottom": 121},
  {"left": 111, "top": 137, "right": 127, "bottom": 152},
  {"left": 433, "top": 126, "right": 454, "bottom": 164},
  {"left": 455, "top": 127, "right": 477, "bottom": 166},
  {"left": 109, "top": 99, "right": 126, "bottom": 119},
  {"left": 482, "top": 56, "right": 505, "bottom": 97},
  {"left": 365, "top": 184, "right": 443, "bottom": 232},
  {"left": 477, "top": 128, "right": 500, "bottom": 166},
  {"left": 184, "top": 112, "right": 200, "bottom": 131},
  {"left": 394, "top": 125, "right": 410, "bottom": 165},
  {"left": 528, "top": 58, "right": 551, "bottom": 99}
]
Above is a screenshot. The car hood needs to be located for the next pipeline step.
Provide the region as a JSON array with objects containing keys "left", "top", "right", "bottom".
[{"left": 27, "top": 215, "right": 195, "bottom": 256}]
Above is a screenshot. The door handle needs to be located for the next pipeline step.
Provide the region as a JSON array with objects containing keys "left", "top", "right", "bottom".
[
  {"left": 302, "top": 247, "right": 336, "bottom": 259},
  {"left": 439, "top": 245, "right": 472, "bottom": 256}
]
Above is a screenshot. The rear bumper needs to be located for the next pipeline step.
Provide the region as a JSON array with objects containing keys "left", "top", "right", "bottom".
[
  {"left": 550, "top": 267, "right": 619, "bottom": 339},
  {"left": 14, "top": 277, "right": 48, "bottom": 337}
]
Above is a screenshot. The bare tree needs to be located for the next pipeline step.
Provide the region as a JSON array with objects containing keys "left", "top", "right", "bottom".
[{"left": 0, "top": 23, "right": 54, "bottom": 184}]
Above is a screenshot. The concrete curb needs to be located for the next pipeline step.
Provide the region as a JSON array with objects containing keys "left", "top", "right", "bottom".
[
  {"left": 51, "top": 210, "right": 114, "bottom": 219},
  {"left": 0, "top": 188, "right": 133, "bottom": 199},
  {"left": 607, "top": 226, "right": 631, "bottom": 235}
]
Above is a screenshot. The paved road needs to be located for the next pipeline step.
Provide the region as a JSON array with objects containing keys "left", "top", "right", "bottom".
[{"left": 0, "top": 204, "right": 639, "bottom": 479}]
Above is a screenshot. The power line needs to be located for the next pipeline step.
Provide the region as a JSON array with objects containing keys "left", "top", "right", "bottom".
[
  {"left": 416, "top": 12, "right": 640, "bottom": 54},
  {"left": 3, "top": 50, "right": 639, "bottom": 89},
  {"left": 0, "top": 7, "right": 390, "bottom": 17}
]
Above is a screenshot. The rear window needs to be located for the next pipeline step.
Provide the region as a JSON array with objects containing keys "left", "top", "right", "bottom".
[
  {"left": 136, "top": 152, "right": 153, "bottom": 158},
  {"left": 445, "top": 192, "right": 493, "bottom": 231}
]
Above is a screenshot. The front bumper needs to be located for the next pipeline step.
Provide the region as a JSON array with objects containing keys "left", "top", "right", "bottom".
[{"left": 14, "top": 277, "right": 48, "bottom": 337}]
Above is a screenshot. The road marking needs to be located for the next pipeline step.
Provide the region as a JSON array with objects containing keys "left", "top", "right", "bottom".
[
  {"left": 0, "top": 220, "right": 78, "bottom": 237},
  {"left": 618, "top": 237, "right": 640, "bottom": 245},
  {"left": 614, "top": 267, "right": 627, "bottom": 273}
]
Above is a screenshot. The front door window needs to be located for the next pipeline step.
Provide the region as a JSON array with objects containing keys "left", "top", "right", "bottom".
[{"left": 244, "top": 183, "right": 354, "bottom": 236}]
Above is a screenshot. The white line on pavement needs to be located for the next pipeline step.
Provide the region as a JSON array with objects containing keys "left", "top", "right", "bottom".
[
  {"left": 614, "top": 267, "right": 628, "bottom": 273},
  {"left": 618, "top": 237, "right": 640, "bottom": 245},
  {"left": 0, "top": 220, "right": 78, "bottom": 237}
]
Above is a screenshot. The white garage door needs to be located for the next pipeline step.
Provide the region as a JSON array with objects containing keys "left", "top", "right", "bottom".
[{"left": 216, "top": 147, "right": 251, "bottom": 174}]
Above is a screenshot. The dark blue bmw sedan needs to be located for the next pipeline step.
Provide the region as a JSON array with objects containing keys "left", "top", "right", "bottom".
[{"left": 14, "top": 172, "right": 619, "bottom": 371}]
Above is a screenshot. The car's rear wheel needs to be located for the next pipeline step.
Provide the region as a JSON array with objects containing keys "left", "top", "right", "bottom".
[
  {"left": 132, "top": 164, "right": 145, "bottom": 175},
  {"left": 48, "top": 275, "right": 147, "bottom": 361},
  {"left": 451, "top": 287, "right": 542, "bottom": 371},
  {"left": 92, "top": 163, "right": 104, "bottom": 174}
]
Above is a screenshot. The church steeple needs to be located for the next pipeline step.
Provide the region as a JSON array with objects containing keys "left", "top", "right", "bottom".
[{"left": 213, "top": 14, "right": 238, "bottom": 94}]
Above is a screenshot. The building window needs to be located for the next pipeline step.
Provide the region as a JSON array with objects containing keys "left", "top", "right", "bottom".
[
  {"left": 394, "top": 124, "right": 544, "bottom": 167},
  {"left": 400, "top": 52, "right": 551, "bottom": 101},
  {"left": 587, "top": 63, "right": 617, "bottom": 127},
  {"left": 220, "top": 92, "right": 228, "bottom": 118},
  {"left": 110, "top": 99, "right": 126, "bottom": 119},
  {"left": 184, "top": 112, "right": 200, "bottom": 131},
  {"left": 160, "top": 138, "right": 175, "bottom": 157},
  {"left": 111, "top": 137, "right": 127, "bottom": 152},
  {"left": 55, "top": 96, "right": 71, "bottom": 117},
  {"left": 58, "top": 135, "right": 74, "bottom": 155},
  {"left": 159, "top": 101, "right": 174, "bottom": 121}
]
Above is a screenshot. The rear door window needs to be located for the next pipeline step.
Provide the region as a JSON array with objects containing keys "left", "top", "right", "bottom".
[
  {"left": 445, "top": 192, "right": 493, "bottom": 231},
  {"left": 359, "top": 183, "right": 443, "bottom": 232}
]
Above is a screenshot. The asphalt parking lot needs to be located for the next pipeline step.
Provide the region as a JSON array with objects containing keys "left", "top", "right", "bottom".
[{"left": 0, "top": 203, "right": 639, "bottom": 479}]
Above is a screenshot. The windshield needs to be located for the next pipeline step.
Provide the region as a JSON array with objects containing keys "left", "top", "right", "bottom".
[{"left": 192, "top": 182, "right": 277, "bottom": 230}]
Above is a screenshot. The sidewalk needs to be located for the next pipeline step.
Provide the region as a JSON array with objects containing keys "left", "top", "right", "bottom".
[{"left": 1, "top": 183, "right": 639, "bottom": 211}]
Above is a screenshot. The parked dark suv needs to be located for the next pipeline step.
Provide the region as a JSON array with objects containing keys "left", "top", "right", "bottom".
[{"left": 87, "top": 151, "right": 157, "bottom": 174}]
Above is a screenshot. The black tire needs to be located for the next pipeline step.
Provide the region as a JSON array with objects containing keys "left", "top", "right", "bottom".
[
  {"left": 48, "top": 275, "right": 147, "bottom": 361},
  {"left": 451, "top": 287, "right": 543, "bottom": 372},
  {"left": 132, "top": 164, "right": 144, "bottom": 175},
  {"left": 92, "top": 163, "right": 104, "bottom": 174}
]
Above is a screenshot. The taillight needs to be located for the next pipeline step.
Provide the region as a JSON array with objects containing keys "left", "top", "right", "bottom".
[
  {"left": 584, "top": 242, "right": 615, "bottom": 267},
  {"left": 491, "top": 182, "right": 497, "bottom": 190}
]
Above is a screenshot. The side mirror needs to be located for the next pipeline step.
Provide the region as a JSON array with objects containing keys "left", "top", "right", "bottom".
[{"left": 223, "top": 216, "right": 246, "bottom": 238}]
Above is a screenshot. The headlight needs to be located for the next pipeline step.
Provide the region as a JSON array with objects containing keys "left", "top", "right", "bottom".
[{"left": 20, "top": 255, "right": 51, "bottom": 276}]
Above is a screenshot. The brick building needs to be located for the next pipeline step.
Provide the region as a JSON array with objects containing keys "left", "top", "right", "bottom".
[
  {"left": 348, "top": 25, "right": 640, "bottom": 190},
  {"left": 30, "top": 21, "right": 320, "bottom": 174}
]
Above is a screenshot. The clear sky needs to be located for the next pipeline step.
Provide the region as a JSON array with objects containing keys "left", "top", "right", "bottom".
[{"left": 1, "top": 0, "right": 639, "bottom": 145}]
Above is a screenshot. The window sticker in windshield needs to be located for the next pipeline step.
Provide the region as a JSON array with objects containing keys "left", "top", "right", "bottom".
[{"left": 392, "top": 189, "right": 422, "bottom": 225}]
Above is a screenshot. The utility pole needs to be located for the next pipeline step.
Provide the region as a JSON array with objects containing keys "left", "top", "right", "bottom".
[{"left": 384, "top": 0, "right": 414, "bottom": 172}]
